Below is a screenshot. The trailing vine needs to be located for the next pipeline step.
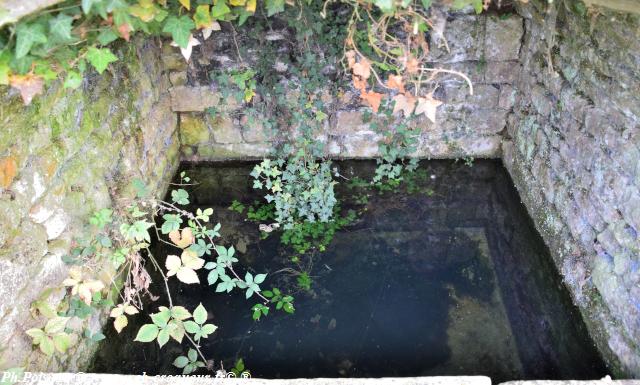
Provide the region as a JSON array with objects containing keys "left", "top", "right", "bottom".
[{"left": 25, "top": 172, "right": 295, "bottom": 376}]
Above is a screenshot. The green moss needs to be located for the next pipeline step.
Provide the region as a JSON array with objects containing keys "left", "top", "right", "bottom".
[{"left": 180, "top": 114, "right": 210, "bottom": 145}]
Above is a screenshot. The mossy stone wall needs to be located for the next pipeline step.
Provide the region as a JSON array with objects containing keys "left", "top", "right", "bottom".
[
  {"left": 0, "top": 38, "right": 178, "bottom": 371},
  {"left": 503, "top": 0, "right": 640, "bottom": 377}
]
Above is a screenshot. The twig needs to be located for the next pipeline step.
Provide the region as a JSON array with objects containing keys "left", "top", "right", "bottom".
[{"left": 418, "top": 67, "right": 474, "bottom": 95}]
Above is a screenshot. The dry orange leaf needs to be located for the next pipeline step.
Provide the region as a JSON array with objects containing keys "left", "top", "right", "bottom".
[
  {"left": 406, "top": 56, "right": 419, "bottom": 74},
  {"left": 345, "top": 50, "right": 356, "bottom": 69},
  {"left": 386, "top": 75, "right": 405, "bottom": 93},
  {"left": 392, "top": 93, "right": 416, "bottom": 116},
  {"left": 9, "top": 74, "right": 44, "bottom": 106},
  {"left": 361, "top": 90, "right": 383, "bottom": 113},
  {"left": 352, "top": 75, "right": 367, "bottom": 92},
  {"left": 352, "top": 59, "right": 371, "bottom": 80},
  {"left": 0, "top": 156, "right": 17, "bottom": 189},
  {"left": 415, "top": 95, "right": 443, "bottom": 123},
  {"left": 169, "top": 227, "right": 195, "bottom": 249}
]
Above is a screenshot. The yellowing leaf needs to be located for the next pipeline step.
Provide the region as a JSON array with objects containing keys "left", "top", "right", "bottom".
[
  {"left": 9, "top": 74, "right": 44, "bottom": 106},
  {"left": 201, "top": 22, "right": 220, "bottom": 40},
  {"left": 114, "top": 315, "right": 128, "bottom": 333},
  {"left": 193, "top": 5, "right": 213, "bottom": 29},
  {"left": 179, "top": 0, "right": 190, "bottom": 10},
  {"left": 181, "top": 250, "right": 204, "bottom": 270},
  {"left": 246, "top": 0, "right": 257, "bottom": 12},
  {"left": 166, "top": 254, "right": 182, "bottom": 276},
  {"left": 392, "top": 93, "right": 416, "bottom": 116},
  {"left": 169, "top": 227, "right": 194, "bottom": 248},
  {"left": 177, "top": 267, "right": 200, "bottom": 284},
  {"left": 415, "top": 95, "right": 443, "bottom": 123},
  {"left": 166, "top": 250, "right": 203, "bottom": 284},
  {"left": 229, "top": 0, "right": 246, "bottom": 5},
  {"left": 63, "top": 268, "right": 105, "bottom": 305}
]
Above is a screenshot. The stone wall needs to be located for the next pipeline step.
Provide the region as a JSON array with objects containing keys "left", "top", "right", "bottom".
[
  {"left": 166, "top": 12, "right": 523, "bottom": 161},
  {"left": 0, "top": 38, "right": 178, "bottom": 371},
  {"left": 502, "top": 0, "right": 640, "bottom": 377}
]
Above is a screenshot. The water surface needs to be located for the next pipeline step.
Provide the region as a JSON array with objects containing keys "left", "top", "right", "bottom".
[{"left": 92, "top": 160, "right": 607, "bottom": 381}]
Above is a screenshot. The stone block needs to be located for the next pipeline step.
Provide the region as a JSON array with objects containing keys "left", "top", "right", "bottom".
[
  {"left": 179, "top": 113, "right": 210, "bottom": 145},
  {"left": 467, "top": 109, "right": 508, "bottom": 135},
  {"left": 241, "top": 116, "right": 268, "bottom": 143},
  {"left": 210, "top": 116, "right": 243, "bottom": 144},
  {"left": 170, "top": 86, "right": 221, "bottom": 112},
  {"left": 484, "top": 61, "right": 521, "bottom": 84},
  {"left": 498, "top": 86, "right": 517, "bottom": 110},
  {"left": 331, "top": 110, "right": 370, "bottom": 136},
  {"left": 484, "top": 16, "right": 524, "bottom": 61},
  {"left": 428, "top": 16, "right": 484, "bottom": 62},
  {"left": 169, "top": 71, "right": 187, "bottom": 87}
]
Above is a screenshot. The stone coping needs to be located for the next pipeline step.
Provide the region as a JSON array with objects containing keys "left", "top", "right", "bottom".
[
  {"left": 8, "top": 373, "right": 493, "bottom": 385},
  {"left": 9, "top": 373, "right": 640, "bottom": 385}
]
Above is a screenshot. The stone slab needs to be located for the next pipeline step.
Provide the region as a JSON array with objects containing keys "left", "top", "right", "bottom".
[{"left": 16, "top": 373, "right": 491, "bottom": 385}]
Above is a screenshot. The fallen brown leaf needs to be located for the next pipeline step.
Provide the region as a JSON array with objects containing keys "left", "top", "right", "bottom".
[
  {"left": 352, "top": 75, "right": 367, "bottom": 92},
  {"left": 0, "top": 156, "right": 17, "bottom": 189},
  {"left": 352, "top": 58, "right": 371, "bottom": 80},
  {"left": 9, "top": 74, "right": 44, "bottom": 106},
  {"left": 386, "top": 74, "right": 405, "bottom": 93},
  {"left": 392, "top": 93, "right": 416, "bottom": 116},
  {"left": 361, "top": 90, "right": 383, "bottom": 113}
]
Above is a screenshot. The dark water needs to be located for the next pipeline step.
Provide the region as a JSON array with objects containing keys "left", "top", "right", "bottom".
[{"left": 92, "top": 160, "right": 608, "bottom": 381}]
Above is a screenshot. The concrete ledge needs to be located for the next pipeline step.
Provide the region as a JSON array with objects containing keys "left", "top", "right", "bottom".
[
  {"left": 14, "top": 373, "right": 491, "bottom": 385},
  {"left": 500, "top": 381, "right": 640, "bottom": 385}
]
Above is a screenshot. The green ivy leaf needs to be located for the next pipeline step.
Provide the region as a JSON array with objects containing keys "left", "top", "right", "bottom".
[
  {"left": 86, "top": 46, "right": 118, "bottom": 74},
  {"left": 134, "top": 324, "right": 159, "bottom": 342},
  {"left": 97, "top": 29, "right": 119, "bottom": 46},
  {"left": 15, "top": 23, "right": 47, "bottom": 59},
  {"left": 82, "top": 0, "right": 100, "bottom": 14},
  {"left": 264, "top": 0, "right": 284, "bottom": 16},
  {"left": 162, "top": 15, "right": 195, "bottom": 49},
  {"left": 211, "top": 0, "right": 231, "bottom": 20},
  {"left": 63, "top": 71, "right": 83, "bottom": 89},
  {"left": 373, "top": 0, "right": 394, "bottom": 13},
  {"left": 49, "top": 13, "right": 74, "bottom": 41}
]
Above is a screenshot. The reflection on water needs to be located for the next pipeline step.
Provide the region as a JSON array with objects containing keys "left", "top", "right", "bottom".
[{"left": 92, "top": 160, "right": 607, "bottom": 381}]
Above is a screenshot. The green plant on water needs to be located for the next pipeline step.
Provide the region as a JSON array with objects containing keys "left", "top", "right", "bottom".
[
  {"left": 280, "top": 208, "right": 357, "bottom": 255},
  {"left": 230, "top": 358, "right": 249, "bottom": 377},
  {"left": 297, "top": 272, "right": 312, "bottom": 291},
  {"left": 250, "top": 153, "right": 337, "bottom": 230}
]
